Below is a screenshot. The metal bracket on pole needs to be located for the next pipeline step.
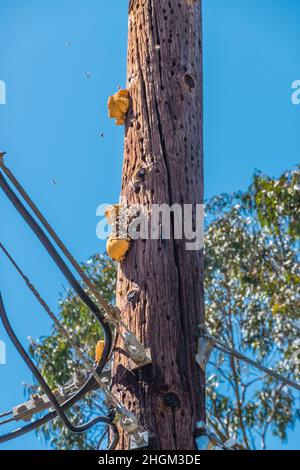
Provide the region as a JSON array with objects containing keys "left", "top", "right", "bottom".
[
  {"left": 195, "top": 421, "right": 237, "bottom": 450},
  {"left": 195, "top": 421, "right": 216, "bottom": 450},
  {"left": 11, "top": 369, "right": 110, "bottom": 424},
  {"left": 124, "top": 332, "right": 152, "bottom": 370},
  {"left": 12, "top": 390, "right": 64, "bottom": 423},
  {"left": 116, "top": 407, "right": 149, "bottom": 449},
  {"left": 130, "top": 431, "right": 149, "bottom": 449},
  {"left": 195, "top": 325, "right": 215, "bottom": 372},
  {"left": 105, "top": 307, "right": 152, "bottom": 370},
  {"left": 12, "top": 370, "right": 89, "bottom": 422}
]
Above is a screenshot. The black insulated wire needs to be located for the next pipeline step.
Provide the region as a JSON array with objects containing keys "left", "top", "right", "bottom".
[
  {"left": 0, "top": 159, "right": 116, "bottom": 320},
  {"left": 0, "top": 170, "right": 113, "bottom": 384},
  {"left": 0, "top": 170, "right": 116, "bottom": 445},
  {"left": 0, "top": 347, "right": 108, "bottom": 444},
  {"left": 0, "top": 411, "right": 12, "bottom": 419},
  {"left": 0, "top": 293, "right": 119, "bottom": 449},
  {"left": 0, "top": 417, "right": 15, "bottom": 426},
  {"left": 0, "top": 171, "right": 106, "bottom": 324}
]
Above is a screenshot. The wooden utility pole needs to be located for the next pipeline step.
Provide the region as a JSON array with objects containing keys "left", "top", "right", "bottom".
[{"left": 112, "top": 0, "right": 204, "bottom": 450}]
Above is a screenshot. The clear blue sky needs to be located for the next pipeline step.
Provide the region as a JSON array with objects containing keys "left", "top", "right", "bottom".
[{"left": 0, "top": 0, "right": 299, "bottom": 450}]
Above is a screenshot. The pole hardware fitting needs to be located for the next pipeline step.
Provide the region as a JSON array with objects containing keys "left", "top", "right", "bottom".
[
  {"left": 130, "top": 431, "right": 149, "bottom": 450},
  {"left": 13, "top": 390, "right": 65, "bottom": 423},
  {"left": 12, "top": 369, "right": 89, "bottom": 423},
  {"left": 103, "top": 305, "right": 151, "bottom": 369},
  {"left": 195, "top": 324, "right": 216, "bottom": 372},
  {"left": 104, "top": 391, "right": 147, "bottom": 445},
  {"left": 97, "top": 362, "right": 112, "bottom": 388},
  {"left": 195, "top": 421, "right": 237, "bottom": 451},
  {"left": 119, "top": 414, "right": 140, "bottom": 435},
  {"left": 123, "top": 331, "right": 152, "bottom": 370},
  {"left": 117, "top": 408, "right": 149, "bottom": 449}
]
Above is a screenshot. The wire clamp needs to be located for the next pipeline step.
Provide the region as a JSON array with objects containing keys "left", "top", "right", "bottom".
[
  {"left": 12, "top": 369, "right": 90, "bottom": 423},
  {"left": 130, "top": 431, "right": 149, "bottom": 449},
  {"left": 195, "top": 325, "right": 215, "bottom": 372},
  {"left": 195, "top": 421, "right": 237, "bottom": 450},
  {"left": 118, "top": 409, "right": 149, "bottom": 449},
  {"left": 13, "top": 390, "right": 65, "bottom": 423},
  {"left": 98, "top": 362, "right": 112, "bottom": 388},
  {"left": 123, "top": 332, "right": 152, "bottom": 370},
  {"left": 102, "top": 306, "right": 152, "bottom": 369}
]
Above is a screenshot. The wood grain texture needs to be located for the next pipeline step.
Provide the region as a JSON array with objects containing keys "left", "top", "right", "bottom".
[{"left": 112, "top": 0, "right": 204, "bottom": 450}]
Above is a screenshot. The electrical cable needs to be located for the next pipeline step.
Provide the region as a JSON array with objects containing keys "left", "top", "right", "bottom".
[
  {"left": 0, "top": 162, "right": 151, "bottom": 370},
  {"left": 0, "top": 166, "right": 143, "bottom": 446},
  {"left": 106, "top": 421, "right": 119, "bottom": 450},
  {"left": 0, "top": 170, "right": 113, "bottom": 378},
  {"left": 203, "top": 332, "right": 300, "bottom": 392},
  {"left": 0, "top": 241, "right": 109, "bottom": 389},
  {"left": 0, "top": 417, "right": 15, "bottom": 426},
  {"left": 0, "top": 170, "right": 116, "bottom": 442},
  {"left": 0, "top": 171, "right": 105, "bottom": 324},
  {"left": 0, "top": 159, "right": 126, "bottom": 330},
  {"left": 0, "top": 169, "right": 146, "bottom": 400},
  {"left": 0, "top": 240, "right": 125, "bottom": 414},
  {"left": 0, "top": 411, "right": 12, "bottom": 419},
  {"left": 0, "top": 292, "right": 119, "bottom": 448},
  {"left": 0, "top": 242, "right": 89, "bottom": 359},
  {"left": 97, "top": 426, "right": 109, "bottom": 450}
]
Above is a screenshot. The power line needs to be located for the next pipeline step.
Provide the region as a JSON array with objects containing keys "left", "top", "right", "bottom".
[
  {"left": 0, "top": 242, "right": 146, "bottom": 440},
  {"left": 202, "top": 330, "right": 300, "bottom": 392},
  {"left": 0, "top": 290, "right": 120, "bottom": 451},
  {"left": 0, "top": 241, "right": 107, "bottom": 388},
  {"left": 0, "top": 292, "right": 116, "bottom": 437},
  {"left": 0, "top": 417, "right": 15, "bottom": 427},
  {"left": 0, "top": 167, "right": 114, "bottom": 381},
  {"left": 0, "top": 411, "right": 12, "bottom": 420},
  {"left": 97, "top": 427, "right": 109, "bottom": 450},
  {"left": 0, "top": 242, "right": 136, "bottom": 444},
  {"left": 0, "top": 155, "right": 124, "bottom": 329},
  {"left": 0, "top": 159, "right": 152, "bottom": 370},
  {"left": 0, "top": 167, "right": 119, "bottom": 445},
  {"left": 0, "top": 164, "right": 147, "bottom": 448}
]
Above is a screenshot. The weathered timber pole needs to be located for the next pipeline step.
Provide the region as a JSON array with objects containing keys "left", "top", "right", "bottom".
[{"left": 112, "top": 0, "right": 204, "bottom": 450}]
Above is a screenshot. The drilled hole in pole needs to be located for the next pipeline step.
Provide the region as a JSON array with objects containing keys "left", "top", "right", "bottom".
[
  {"left": 163, "top": 392, "right": 181, "bottom": 410},
  {"left": 184, "top": 72, "right": 196, "bottom": 91}
]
